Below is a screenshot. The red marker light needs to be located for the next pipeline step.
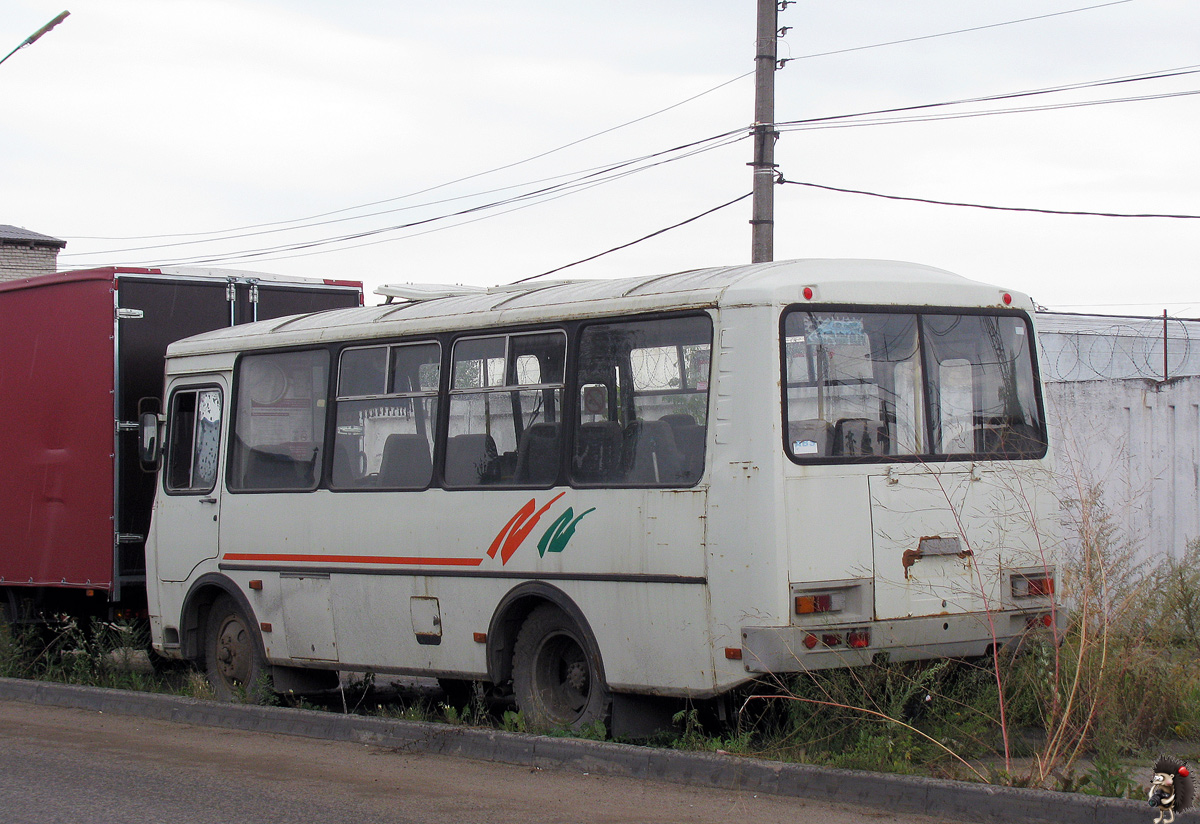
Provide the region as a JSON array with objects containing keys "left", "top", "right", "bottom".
[
  {"left": 803, "top": 633, "right": 818, "bottom": 650},
  {"left": 1002, "top": 293, "right": 1013, "bottom": 305},
  {"left": 847, "top": 630, "right": 870, "bottom": 649},
  {"left": 803, "top": 286, "right": 814, "bottom": 300}
]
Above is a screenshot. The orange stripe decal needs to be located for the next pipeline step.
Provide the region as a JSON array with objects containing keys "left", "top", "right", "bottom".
[{"left": 221, "top": 553, "right": 483, "bottom": 566}]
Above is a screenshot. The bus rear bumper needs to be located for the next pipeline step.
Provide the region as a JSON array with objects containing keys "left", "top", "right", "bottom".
[{"left": 739, "top": 608, "right": 1063, "bottom": 673}]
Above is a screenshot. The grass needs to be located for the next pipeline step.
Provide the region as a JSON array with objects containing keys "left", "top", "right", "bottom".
[{"left": 0, "top": 614, "right": 217, "bottom": 700}]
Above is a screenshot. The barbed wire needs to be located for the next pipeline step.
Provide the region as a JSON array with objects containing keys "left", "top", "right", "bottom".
[{"left": 1037, "top": 315, "right": 1200, "bottom": 381}]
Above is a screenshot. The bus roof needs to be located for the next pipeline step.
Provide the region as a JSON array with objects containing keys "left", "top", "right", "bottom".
[{"left": 165, "top": 258, "right": 1032, "bottom": 358}]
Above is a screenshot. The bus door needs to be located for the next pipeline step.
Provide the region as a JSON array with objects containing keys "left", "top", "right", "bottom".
[{"left": 154, "top": 379, "right": 226, "bottom": 582}]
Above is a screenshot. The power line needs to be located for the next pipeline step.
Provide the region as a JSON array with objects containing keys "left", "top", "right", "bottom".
[
  {"left": 789, "top": 0, "right": 1133, "bottom": 61},
  {"left": 54, "top": 0, "right": 1179, "bottom": 276},
  {"left": 61, "top": 2, "right": 1137, "bottom": 244},
  {"left": 71, "top": 63, "right": 1199, "bottom": 263},
  {"left": 777, "top": 65, "right": 1200, "bottom": 131},
  {"left": 62, "top": 75, "right": 755, "bottom": 243},
  {"left": 780, "top": 88, "right": 1200, "bottom": 131},
  {"left": 511, "top": 192, "right": 754, "bottom": 284},
  {"left": 61, "top": 128, "right": 749, "bottom": 260},
  {"left": 79, "top": 60, "right": 1196, "bottom": 260},
  {"left": 80, "top": 132, "right": 751, "bottom": 268},
  {"left": 782, "top": 179, "right": 1200, "bottom": 219}
]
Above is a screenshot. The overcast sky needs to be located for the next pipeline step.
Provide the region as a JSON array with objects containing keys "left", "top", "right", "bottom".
[{"left": 4, "top": 0, "right": 1199, "bottom": 313}]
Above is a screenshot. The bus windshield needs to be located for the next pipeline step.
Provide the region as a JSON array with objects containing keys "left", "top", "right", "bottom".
[{"left": 782, "top": 308, "right": 1045, "bottom": 461}]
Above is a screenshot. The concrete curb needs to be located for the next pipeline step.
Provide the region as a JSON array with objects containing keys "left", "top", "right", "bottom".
[{"left": 0, "top": 678, "right": 1146, "bottom": 824}]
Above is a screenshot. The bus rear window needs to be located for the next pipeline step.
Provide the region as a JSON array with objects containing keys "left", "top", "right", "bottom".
[{"left": 782, "top": 309, "right": 1045, "bottom": 462}]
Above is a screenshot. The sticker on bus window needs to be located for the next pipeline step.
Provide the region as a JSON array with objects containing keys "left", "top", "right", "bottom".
[
  {"left": 581, "top": 384, "right": 608, "bottom": 415},
  {"left": 794, "top": 439, "right": 819, "bottom": 455},
  {"left": 807, "top": 317, "right": 867, "bottom": 347}
]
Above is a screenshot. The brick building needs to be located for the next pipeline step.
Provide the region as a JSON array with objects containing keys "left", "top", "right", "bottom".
[{"left": 0, "top": 225, "right": 66, "bottom": 281}]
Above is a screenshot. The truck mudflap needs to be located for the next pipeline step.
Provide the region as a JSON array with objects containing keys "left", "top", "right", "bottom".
[{"left": 738, "top": 608, "right": 1064, "bottom": 673}]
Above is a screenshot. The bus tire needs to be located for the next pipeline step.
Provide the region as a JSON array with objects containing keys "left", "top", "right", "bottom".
[
  {"left": 512, "top": 604, "right": 610, "bottom": 732},
  {"left": 203, "top": 594, "right": 268, "bottom": 702}
]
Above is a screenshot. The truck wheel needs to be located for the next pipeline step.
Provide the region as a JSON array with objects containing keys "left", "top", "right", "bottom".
[
  {"left": 512, "top": 605, "right": 610, "bottom": 732},
  {"left": 204, "top": 594, "right": 268, "bottom": 702}
]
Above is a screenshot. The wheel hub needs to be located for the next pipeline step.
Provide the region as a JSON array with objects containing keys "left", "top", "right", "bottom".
[
  {"left": 216, "top": 621, "right": 247, "bottom": 681},
  {"left": 565, "top": 660, "right": 588, "bottom": 693}
]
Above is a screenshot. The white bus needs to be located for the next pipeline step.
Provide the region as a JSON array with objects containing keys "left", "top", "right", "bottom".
[{"left": 144, "top": 259, "right": 1060, "bottom": 732}]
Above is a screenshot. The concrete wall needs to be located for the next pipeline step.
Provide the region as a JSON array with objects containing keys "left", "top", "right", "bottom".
[{"left": 1038, "top": 310, "right": 1200, "bottom": 563}]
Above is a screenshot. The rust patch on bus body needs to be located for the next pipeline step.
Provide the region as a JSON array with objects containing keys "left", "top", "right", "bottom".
[{"left": 902, "top": 536, "right": 973, "bottom": 579}]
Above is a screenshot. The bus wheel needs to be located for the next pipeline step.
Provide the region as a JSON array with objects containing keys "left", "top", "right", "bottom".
[
  {"left": 204, "top": 595, "right": 268, "bottom": 702},
  {"left": 512, "top": 605, "right": 610, "bottom": 732}
]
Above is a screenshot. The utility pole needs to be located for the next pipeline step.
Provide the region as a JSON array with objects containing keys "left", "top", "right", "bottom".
[{"left": 750, "top": 0, "right": 779, "bottom": 263}]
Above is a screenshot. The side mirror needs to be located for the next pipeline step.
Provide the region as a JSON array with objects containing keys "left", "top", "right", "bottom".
[{"left": 139, "top": 411, "right": 162, "bottom": 468}]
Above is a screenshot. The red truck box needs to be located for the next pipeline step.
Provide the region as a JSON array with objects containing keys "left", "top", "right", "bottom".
[{"left": 0, "top": 267, "right": 362, "bottom": 616}]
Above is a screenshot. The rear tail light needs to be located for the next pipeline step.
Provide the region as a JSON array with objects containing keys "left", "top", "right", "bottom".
[
  {"left": 847, "top": 629, "right": 870, "bottom": 649},
  {"left": 1012, "top": 574, "right": 1055, "bottom": 598},
  {"left": 795, "top": 592, "right": 845, "bottom": 615},
  {"left": 801, "top": 628, "right": 870, "bottom": 651},
  {"left": 1026, "top": 613, "right": 1055, "bottom": 629}
]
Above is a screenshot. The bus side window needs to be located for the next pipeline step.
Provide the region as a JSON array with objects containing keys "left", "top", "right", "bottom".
[
  {"left": 572, "top": 315, "right": 711, "bottom": 487},
  {"left": 228, "top": 350, "right": 328, "bottom": 492},
  {"left": 446, "top": 331, "right": 565, "bottom": 488},
  {"left": 331, "top": 342, "right": 440, "bottom": 490},
  {"left": 165, "top": 387, "right": 222, "bottom": 494}
]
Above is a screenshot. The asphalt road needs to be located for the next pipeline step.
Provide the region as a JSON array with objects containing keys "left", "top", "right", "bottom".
[{"left": 0, "top": 701, "right": 965, "bottom": 824}]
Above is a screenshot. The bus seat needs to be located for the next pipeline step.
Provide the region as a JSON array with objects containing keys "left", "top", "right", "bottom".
[
  {"left": 788, "top": 419, "right": 832, "bottom": 457},
  {"left": 659, "top": 413, "right": 696, "bottom": 429},
  {"left": 378, "top": 433, "right": 433, "bottom": 488},
  {"left": 331, "top": 441, "right": 362, "bottom": 487},
  {"left": 444, "top": 433, "right": 498, "bottom": 486},
  {"left": 514, "top": 422, "right": 560, "bottom": 484},
  {"left": 660, "top": 414, "right": 705, "bottom": 481},
  {"left": 238, "top": 443, "right": 311, "bottom": 489},
  {"left": 833, "top": 418, "right": 887, "bottom": 456},
  {"left": 980, "top": 418, "right": 1044, "bottom": 456},
  {"left": 573, "top": 421, "right": 623, "bottom": 483},
  {"left": 624, "top": 419, "right": 685, "bottom": 484}
]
